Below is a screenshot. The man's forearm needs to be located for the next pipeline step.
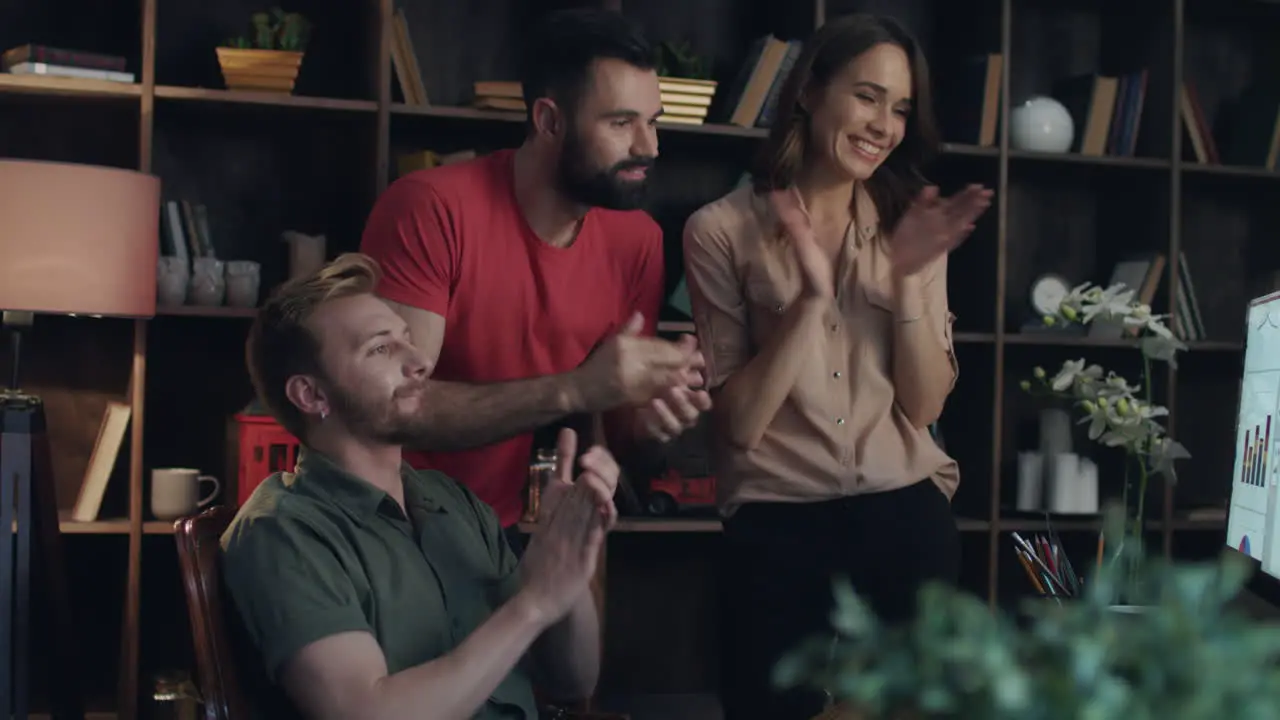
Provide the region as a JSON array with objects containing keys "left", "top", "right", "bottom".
[
  {"left": 528, "top": 589, "right": 602, "bottom": 702},
  {"left": 368, "top": 592, "right": 550, "bottom": 720},
  {"left": 411, "top": 373, "right": 586, "bottom": 453}
]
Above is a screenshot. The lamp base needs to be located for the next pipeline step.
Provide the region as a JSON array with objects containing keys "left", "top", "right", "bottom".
[{"left": 0, "top": 388, "right": 84, "bottom": 720}]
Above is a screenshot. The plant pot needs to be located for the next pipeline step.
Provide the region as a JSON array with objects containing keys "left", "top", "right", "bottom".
[{"left": 215, "top": 48, "right": 303, "bottom": 93}]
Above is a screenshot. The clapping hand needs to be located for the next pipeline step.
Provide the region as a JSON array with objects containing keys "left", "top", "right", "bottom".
[
  {"left": 518, "top": 428, "right": 618, "bottom": 624},
  {"left": 769, "top": 188, "right": 834, "bottom": 301},
  {"left": 538, "top": 427, "right": 618, "bottom": 529},
  {"left": 578, "top": 312, "right": 701, "bottom": 408},
  {"left": 888, "top": 184, "right": 993, "bottom": 278},
  {"left": 635, "top": 333, "right": 712, "bottom": 443}
]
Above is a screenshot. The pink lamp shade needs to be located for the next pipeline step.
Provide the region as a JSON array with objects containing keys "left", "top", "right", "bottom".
[{"left": 0, "top": 159, "right": 161, "bottom": 318}]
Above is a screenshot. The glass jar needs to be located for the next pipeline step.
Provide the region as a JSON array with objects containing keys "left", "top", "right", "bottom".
[{"left": 524, "top": 448, "right": 558, "bottom": 523}]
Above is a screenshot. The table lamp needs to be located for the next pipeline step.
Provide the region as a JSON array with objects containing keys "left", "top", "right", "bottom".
[{"left": 0, "top": 159, "right": 160, "bottom": 720}]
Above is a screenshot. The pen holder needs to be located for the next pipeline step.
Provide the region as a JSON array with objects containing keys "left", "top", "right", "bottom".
[{"left": 1012, "top": 531, "right": 1082, "bottom": 601}]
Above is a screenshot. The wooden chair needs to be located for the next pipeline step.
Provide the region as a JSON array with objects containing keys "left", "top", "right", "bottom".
[{"left": 174, "top": 504, "right": 249, "bottom": 720}]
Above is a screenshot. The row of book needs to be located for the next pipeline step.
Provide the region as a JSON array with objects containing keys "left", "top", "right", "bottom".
[
  {"left": 389, "top": 7, "right": 428, "bottom": 105},
  {"left": 942, "top": 56, "right": 1150, "bottom": 155},
  {"left": 1053, "top": 69, "right": 1150, "bottom": 157},
  {"left": 160, "top": 199, "right": 220, "bottom": 263},
  {"left": 2, "top": 43, "right": 134, "bottom": 83},
  {"left": 1091, "top": 252, "right": 1207, "bottom": 342},
  {"left": 12, "top": 30, "right": 1275, "bottom": 172},
  {"left": 463, "top": 34, "right": 802, "bottom": 129},
  {"left": 713, "top": 34, "right": 800, "bottom": 128},
  {"left": 1183, "top": 79, "right": 1280, "bottom": 170}
]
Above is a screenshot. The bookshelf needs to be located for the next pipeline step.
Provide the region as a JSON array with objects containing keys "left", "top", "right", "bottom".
[{"left": 0, "top": 0, "right": 1265, "bottom": 716}]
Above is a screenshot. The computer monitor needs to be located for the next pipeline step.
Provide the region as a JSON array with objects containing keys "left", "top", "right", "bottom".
[{"left": 1225, "top": 290, "right": 1280, "bottom": 607}]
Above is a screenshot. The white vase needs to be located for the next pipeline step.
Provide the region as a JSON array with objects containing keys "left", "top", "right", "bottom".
[{"left": 1010, "top": 96, "right": 1074, "bottom": 153}]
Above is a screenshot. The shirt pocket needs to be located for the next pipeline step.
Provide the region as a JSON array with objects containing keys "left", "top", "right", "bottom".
[
  {"left": 743, "top": 271, "right": 796, "bottom": 350},
  {"left": 858, "top": 278, "right": 895, "bottom": 373}
]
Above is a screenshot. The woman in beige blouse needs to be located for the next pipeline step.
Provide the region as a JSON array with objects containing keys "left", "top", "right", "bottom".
[{"left": 683, "top": 14, "right": 993, "bottom": 720}]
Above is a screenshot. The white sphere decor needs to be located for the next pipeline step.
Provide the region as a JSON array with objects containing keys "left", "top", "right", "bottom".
[{"left": 1009, "top": 96, "right": 1074, "bottom": 153}]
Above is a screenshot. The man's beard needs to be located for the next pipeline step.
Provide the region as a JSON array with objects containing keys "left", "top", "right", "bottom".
[
  {"left": 325, "top": 378, "right": 427, "bottom": 446},
  {"left": 556, "top": 125, "right": 654, "bottom": 211}
]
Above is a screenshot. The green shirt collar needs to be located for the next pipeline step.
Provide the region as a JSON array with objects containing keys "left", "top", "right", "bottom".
[{"left": 293, "top": 445, "right": 446, "bottom": 520}]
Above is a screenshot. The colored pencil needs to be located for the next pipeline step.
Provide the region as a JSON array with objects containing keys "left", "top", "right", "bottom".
[{"left": 1011, "top": 530, "right": 1080, "bottom": 598}]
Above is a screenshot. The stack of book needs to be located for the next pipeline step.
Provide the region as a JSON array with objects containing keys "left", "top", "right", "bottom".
[
  {"left": 468, "top": 77, "right": 729, "bottom": 128},
  {"left": 657, "top": 77, "right": 716, "bottom": 126},
  {"left": 473, "top": 80, "right": 525, "bottom": 113},
  {"left": 2, "top": 43, "right": 134, "bottom": 83}
]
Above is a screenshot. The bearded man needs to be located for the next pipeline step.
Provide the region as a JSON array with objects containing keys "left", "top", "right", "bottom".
[{"left": 359, "top": 8, "right": 711, "bottom": 543}]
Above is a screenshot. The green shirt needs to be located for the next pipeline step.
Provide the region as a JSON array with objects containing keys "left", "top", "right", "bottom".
[{"left": 220, "top": 447, "right": 537, "bottom": 719}]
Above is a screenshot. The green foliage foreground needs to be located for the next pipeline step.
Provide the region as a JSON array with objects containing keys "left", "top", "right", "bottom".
[{"left": 774, "top": 505, "right": 1280, "bottom": 720}]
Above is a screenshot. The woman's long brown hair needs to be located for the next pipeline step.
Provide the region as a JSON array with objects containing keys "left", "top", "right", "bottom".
[{"left": 750, "top": 14, "right": 941, "bottom": 234}]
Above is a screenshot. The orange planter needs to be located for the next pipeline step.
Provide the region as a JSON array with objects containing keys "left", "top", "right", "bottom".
[{"left": 215, "top": 48, "right": 304, "bottom": 93}]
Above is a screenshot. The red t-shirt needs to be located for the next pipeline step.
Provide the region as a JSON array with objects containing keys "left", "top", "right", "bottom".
[{"left": 359, "top": 148, "right": 665, "bottom": 527}]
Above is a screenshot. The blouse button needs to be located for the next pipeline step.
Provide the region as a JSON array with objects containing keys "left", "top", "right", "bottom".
[
  {"left": 833, "top": 371, "right": 842, "bottom": 379},
  {"left": 836, "top": 417, "right": 845, "bottom": 425},
  {"left": 774, "top": 303, "right": 785, "bottom": 313}
]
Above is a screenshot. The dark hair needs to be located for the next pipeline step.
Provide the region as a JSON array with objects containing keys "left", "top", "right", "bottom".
[
  {"left": 751, "top": 14, "right": 941, "bottom": 234},
  {"left": 245, "top": 253, "right": 382, "bottom": 442},
  {"left": 521, "top": 8, "right": 655, "bottom": 128}
]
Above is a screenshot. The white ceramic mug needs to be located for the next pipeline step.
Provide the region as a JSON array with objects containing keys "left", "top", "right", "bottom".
[
  {"left": 151, "top": 467, "right": 220, "bottom": 521},
  {"left": 225, "top": 260, "right": 261, "bottom": 308}
]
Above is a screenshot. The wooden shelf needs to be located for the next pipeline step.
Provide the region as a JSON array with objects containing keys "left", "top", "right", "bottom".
[
  {"left": 614, "top": 517, "right": 722, "bottom": 532},
  {"left": 1004, "top": 333, "right": 1242, "bottom": 351},
  {"left": 942, "top": 142, "right": 998, "bottom": 158},
  {"left": 519, "top": 515, "right": 990, "bottom": 533},
  {"left": 518, "top": 517, "right": 723, "bottom": 534},
  {"left": 155, "top": 305, "right": 257, "bottom": 318},
  {"left": 661, "top": 324, "right": 1001, "bottom": 343},
  {"left": 391, "top": 102, "right": 523, "bottom": 123},
  {"left": 13, "top": 517, "right": 175, "bottom": 534},
  {"left": 1182, "top": 162, "right": 1280, "bottom": 180},
  {"left": 997, "top": 516, "right": 1226, "bottom": 533},
  {"left": 0, "top": 73, "right": 140, "bottom": 99},
  {"left": 391, "top": 102, "right": 768, "bottom": 138},
  {"left": 1007, "top": 148, "right": 1171, "bottom": 170},
  {"left": 154, "top": 85, "right": 377, "bottom": 112},
  {"left": 389, "top": 103, "right": 997, "bottom": 152},
  {"left": 5, "top": 1, "right": 1267, "bottom": 715}
]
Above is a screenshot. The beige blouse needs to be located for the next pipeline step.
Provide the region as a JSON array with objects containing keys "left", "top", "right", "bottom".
[{"left": 682, "top": 183, "right": 959, "bottom": 516}]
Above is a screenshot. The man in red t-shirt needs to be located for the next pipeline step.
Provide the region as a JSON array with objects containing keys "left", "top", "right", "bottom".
[{"left": 359, "top": 8, "right": 711, "bottom": 532}]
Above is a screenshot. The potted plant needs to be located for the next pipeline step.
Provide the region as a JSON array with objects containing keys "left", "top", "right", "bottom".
[
  {"left": 1019, "top": 281, "right": 1191, "bottom": 600},
  {"left": 773, "top": 504, "right": 1280, "bottom": 720},
  {"left": 654, "top": 39, "right": 712, "bottom": 81},
  {"left": 217, "top": 7, "right": 311, "bottom": 94},
  {"left": 653, "top": 39, "right": 717, "bottom": 123}
]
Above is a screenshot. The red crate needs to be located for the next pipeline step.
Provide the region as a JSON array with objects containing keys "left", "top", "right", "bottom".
[{"left": 233, "top": 413, "right": 300, "bottom": 506}]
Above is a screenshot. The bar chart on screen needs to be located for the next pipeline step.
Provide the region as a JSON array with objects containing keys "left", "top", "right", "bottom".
[{"left": 1230, "top": 297, "right": 1280, "bottom": 568}]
